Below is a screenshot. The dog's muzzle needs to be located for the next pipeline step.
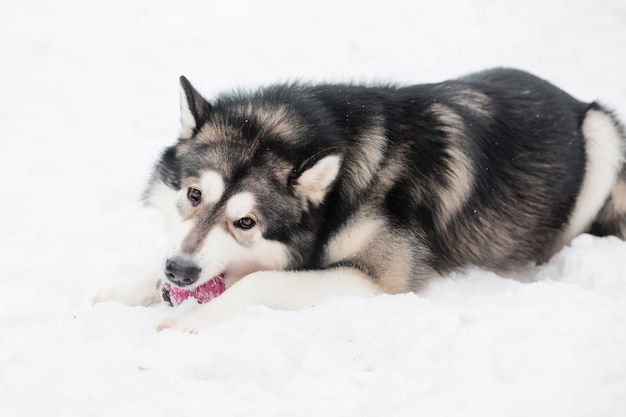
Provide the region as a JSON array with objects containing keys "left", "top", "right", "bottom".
[{"left": 164, "top": 256, "right": 201, "bottom": 287}]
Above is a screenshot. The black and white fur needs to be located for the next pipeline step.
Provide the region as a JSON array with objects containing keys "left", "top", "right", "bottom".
[{"left": 97, "top": 68, "right": 626, "bottom": 331}]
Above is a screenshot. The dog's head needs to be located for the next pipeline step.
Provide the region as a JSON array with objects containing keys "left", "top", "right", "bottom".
[{"left": 145, "top": 77, "right": 342, "bottom": 291}]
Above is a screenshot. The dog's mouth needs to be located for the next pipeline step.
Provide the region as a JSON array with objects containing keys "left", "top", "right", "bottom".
[{"left": 162, "top": 274, "right": 226, "bottom": 306}]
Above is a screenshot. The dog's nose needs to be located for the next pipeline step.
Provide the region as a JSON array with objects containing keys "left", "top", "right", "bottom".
[{"left": 164, "top": 256, "right": 201, "bottom": 287}]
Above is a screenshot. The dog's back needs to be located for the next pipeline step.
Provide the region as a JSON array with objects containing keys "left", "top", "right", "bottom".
[{"left": 296, "top": 69, "right": 623, "bottom": 291}]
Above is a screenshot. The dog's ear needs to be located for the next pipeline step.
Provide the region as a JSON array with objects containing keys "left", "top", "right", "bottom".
[
  {"left": 291, "top": 151, "right": 343, "bottom": 207},
  {"left": 179, "top": 76, "right": 213, "bottom": 139}
]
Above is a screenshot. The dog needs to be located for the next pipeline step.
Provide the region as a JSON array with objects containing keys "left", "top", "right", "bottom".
[{"left": 97, "top": 68, "right": 626, "bottom": 332}]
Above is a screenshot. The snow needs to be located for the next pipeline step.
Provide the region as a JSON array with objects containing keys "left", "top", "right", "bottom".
[{"left": 1, "top": 0, "right": 626, "bottom": 416}]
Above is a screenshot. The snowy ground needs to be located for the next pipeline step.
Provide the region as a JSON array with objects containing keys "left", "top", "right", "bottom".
[{"left": 1, "top": 0, "right": 626, "bottom": 416}]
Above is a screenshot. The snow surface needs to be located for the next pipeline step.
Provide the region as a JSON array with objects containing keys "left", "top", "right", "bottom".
[{"left": 2, "top": 0, "right": 626, "bottom": 416}]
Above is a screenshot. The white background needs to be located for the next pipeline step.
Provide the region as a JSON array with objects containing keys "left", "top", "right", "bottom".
[{"left": 1, "top": 1, "right": 625, "bottom": 416}]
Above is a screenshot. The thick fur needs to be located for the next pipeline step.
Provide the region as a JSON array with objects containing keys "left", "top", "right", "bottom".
[{"left": 97, "top": 68, "right": 626, "bottom": 331}]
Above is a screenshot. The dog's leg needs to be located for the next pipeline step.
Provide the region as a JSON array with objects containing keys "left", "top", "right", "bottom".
[
  {"left": 156, "top": 267, "right": 380, "bottom": 332},
  {"left": 93, "top": 267, "right": 164, "bottom": 307}
]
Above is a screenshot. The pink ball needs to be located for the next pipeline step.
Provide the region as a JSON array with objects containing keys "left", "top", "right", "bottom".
[{"left": 162, "top": 275, "right": 226, "bottom": 306}]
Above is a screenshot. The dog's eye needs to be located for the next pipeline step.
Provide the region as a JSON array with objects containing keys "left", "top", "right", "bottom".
[
  {"left": 235, "top": 217, "right": 256, "bottom": 230},
  {"left": 187, "top": 187, "right": 202, "bottom": 206}
]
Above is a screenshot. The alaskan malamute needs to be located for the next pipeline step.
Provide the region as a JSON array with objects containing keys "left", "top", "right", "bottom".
[{"left": 98, "top": 68, "right": 626, "bottom": 331}]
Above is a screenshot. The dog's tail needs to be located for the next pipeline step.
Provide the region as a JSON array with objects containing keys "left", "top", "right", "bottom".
[{"left": 586, "top": 103, "right": 626, "bottom": 238}]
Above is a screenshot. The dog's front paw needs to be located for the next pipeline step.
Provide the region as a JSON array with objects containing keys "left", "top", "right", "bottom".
[
  {"left": 92, "top": 276, "right": 164, "bottom": 307},
  {"left": 156, "top": 318, "right": 188, "bottom": 333},
  {"left": 92, "top": 286, "right": 159, "bottom": 307},
  {"left": 156, "top": 298, "right": 234, "bottom": 332},
  {"left": 156, "top": 313, "right": 213, "bottom": 333}
]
